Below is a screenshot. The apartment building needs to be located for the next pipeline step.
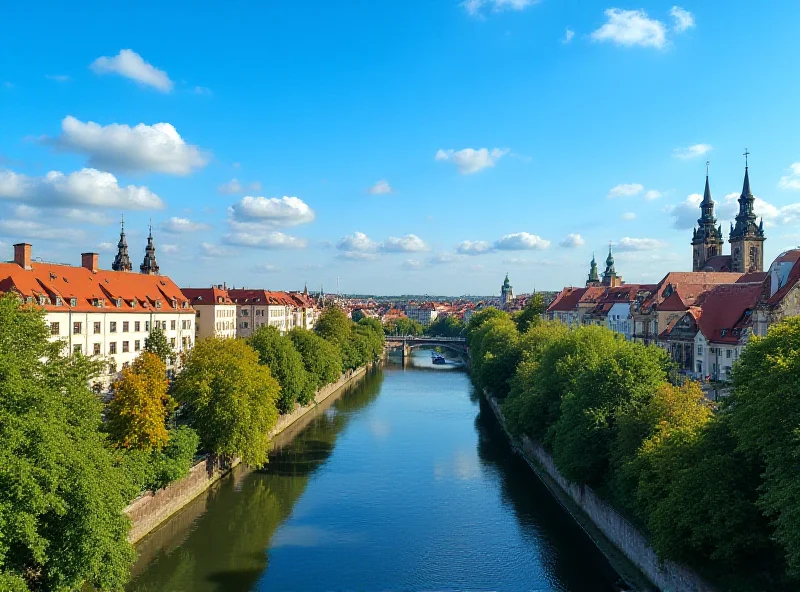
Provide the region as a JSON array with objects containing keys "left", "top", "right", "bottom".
[
  {"left": 182, "top": 286, "right": 237, "bottom": 339},
  {"left": 229, "top": 288, "right": 318, "bottom": 337}
]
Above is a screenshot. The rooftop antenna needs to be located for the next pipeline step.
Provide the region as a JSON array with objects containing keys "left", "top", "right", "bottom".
[
  {"left": 744, "top": 148, "right": 749, "bottom": 167},
  {"left": 706, "top": 160, "right": 710, "bottom": 176}
]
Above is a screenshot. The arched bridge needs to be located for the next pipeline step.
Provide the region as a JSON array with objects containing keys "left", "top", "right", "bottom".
[{"left": 384, "top": 336, "right": 467, "bottom": 359}]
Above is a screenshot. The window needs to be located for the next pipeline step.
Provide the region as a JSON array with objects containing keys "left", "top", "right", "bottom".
[
  {"left": 93, "top": 322, "right": 101, "bottom": 334},
  {"left": 108, "top": 361, "right": 117, "bottom": 374},
  {"left": 55, "top": 297, "right": 62, "bottom": 306},
  {"left": 170, "top": 338, "right": 176, "bottom": 347},
  {"left": 122, "top": 362, "right": 130, "bottom": 369},
  {"left": 242, "top": 309, "right": 249, "bottom": 316},
  {"left": 123, "top": 321, "right": 129, "bottom": 332},
  {"left": 162, "top": 321, "right": 167, "bottom": 330},
  {"left": 135, "top": 321, "right": 140, "bottom": 332},
  {"left": 73, "top": 322, "right": 82, "bottom": 335},
  {"left": 70, "top": 297, "right": 77, "bottom": 307},
  {"left": 110, "top": 321, "right": 117, "bottom": 333},
  {"left": 122, "top": 341, "right": 129, "bottom": 353},
  {"left": 116, "top": 298, "right": 122, "bottom": 308},
  {"left": 171, "top": 320, "right": 176, "bottom": 330},
  {"left": 50, "top": 322, "right": 60, "bottom": 335},
  {"left": 73, "top": 344, "right": 81, "bottom": 355},
  {"left": 134, "top": 340, "right": 141, "bottom": 352},
  {"left": 145, "top": 321, "right": 150, "bottom": 331},
  {"left": 182, "top": 319, "right": 191, "bottom": 330},
  {"left": 697, "top": 345, "right": 703, "bottom": 355},
  {"left": 109, "top": 342, "right": 117, "bottom": 354},
  {"left": 726, "top": 349, "right": 732, "bottom": 359},
  {"left": 93, "top": 343, "right": 101, "bottom": 355}
]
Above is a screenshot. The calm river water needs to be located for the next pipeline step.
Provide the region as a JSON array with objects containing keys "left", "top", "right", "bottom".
[{"left": 127, "top": 352, "right": 624, "bottom": 591}]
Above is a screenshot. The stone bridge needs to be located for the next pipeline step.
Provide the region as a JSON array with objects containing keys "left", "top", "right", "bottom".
[{"left": 384, "top": 336, "right": 467, "bottom": 359}]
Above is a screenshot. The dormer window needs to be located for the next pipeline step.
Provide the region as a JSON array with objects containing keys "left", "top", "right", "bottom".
[
  {"left": 70, "top": 297, "right": 77, "bottom": 307},
  {"left": 38, "top": 296, "right": 46, "bottom": 305},
  {"left": 116, "top": 298, "right": 122, "bottom": 308},
  {"left": 155, "top": 300, "right": 162, "bottom": 309},
  {"left": 130, "top": 300, "right": 136, "bottom": 308},
  {"left": 55, "top": 297, "right": 62, "bottom": 306},
  {"left": 26, "top": 296, "right": 34, "bottom": 304},
  {"left": 172, "top": 298, "right": 177, "bottom": 308}
]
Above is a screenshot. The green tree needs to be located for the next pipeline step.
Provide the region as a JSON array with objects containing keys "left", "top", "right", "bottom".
[
  {"left": 172, "top": 338, "right": 279, "bottom": 466},
  {"left": 472, "top": 316, "right": 521, "bottom": 398},
  {"left": 465, "top": 307, "right": 506, "bottom": 346},
  {"left": 120, "top": 426, "right": 200, "bottom": 493},
  {"left": 288, "top": 328, "right": 343, "bottom": 388},
  {"left": 383, "top": 317, "right": 423, "bottom": 336},
  {"left": 107, "top": 352, "right": 173, "bottom": 451},
  {"left": 0, "top": 293, "right": 134, "bottom": 591},
  {"left": 512, "top": 293, "right": 547, "bottom": 333},
  {"left": 351, "top": 309, "right": 366, "bottom": 322},
  {"left": 426, "top": 315, "right": 465, "bottom": 338},
  {"left": 729, "top": 318, "right": 800, "bottom": 578},
  {"left": 144, "top": 324, "right": 172, "bottom": 365},
  {"left": 249, "top": 326, "right": 314, "bottom": 412},
  {"left": 314, "top": 305, "right": 352, "bottom": 347}
]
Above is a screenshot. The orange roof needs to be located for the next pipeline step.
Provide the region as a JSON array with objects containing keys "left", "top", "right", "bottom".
[
  {"left": 0, "top": 261, "right": 191, "bottom": 314},
  {"left": 694, "top": 283, "right": 763, "bottom": 343},
  {"left": 547, "top": 287, "right": 588, "bottom": 312},
  {"left": 182, "top": 286, "right": 233, "bottom": 305},
  {"left": 639, "top": 271, "right": 743, "bottom": 313},
  {"left": 227, "top": 289, "right": 315, "bottom": 308}
]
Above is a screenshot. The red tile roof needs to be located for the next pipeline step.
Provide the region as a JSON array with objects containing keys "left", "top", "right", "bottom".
[
  {"left": 547, "top": 287, "right": 589, "bottom": 312},
  {"left": 182, "top": 286, "right": 233, "bottom": 305},
  {"left": 638, "top": 272, "right": 743, "bottom": 313},
  {"left": 693, "top": 283, "right": 763, "bottom": 343},
  {"left": 0, "top": 261, "right": 191, "bottom": 314}
]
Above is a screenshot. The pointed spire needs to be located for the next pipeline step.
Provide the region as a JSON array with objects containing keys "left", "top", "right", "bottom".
[
  {"left": 587, "top": 251, "right": 599, "bottom": 284},
  {"left": 702, "top": 168, "right": 713, "bottom": 204},
  {"left": 140, "top": 222, "right": 160, "bottom": 275},
  {"left": 111, "top": 214, "right": 132, "bottom": 272}
]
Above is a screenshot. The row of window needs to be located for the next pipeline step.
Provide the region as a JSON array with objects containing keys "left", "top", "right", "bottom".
[
  {"left": 74, "top": 336, "right": 193, "bottom": 357},
  {"left": 50, "top": 319, "right": 192, "bottom": 336}
]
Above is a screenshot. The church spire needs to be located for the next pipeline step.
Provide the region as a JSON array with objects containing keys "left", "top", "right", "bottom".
[
  {"left": 111, "top": 215, "right": 132, "bottom": 272},
  {"left": 139, "top": 221, "right": 160, "bottom": 275},
  {"left": 586, "top": 252, "right": 599, "bottom": 286},
  {"left": 729, "top": 151, "right": 766, "bottom": 273}
]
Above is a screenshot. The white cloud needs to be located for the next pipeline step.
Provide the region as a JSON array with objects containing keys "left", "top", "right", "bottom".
[
  {"left": 456, "top": 240, "right": 493, "bottom": 255},
  {"left": 254, "top": 262, "right": 281, "bottom": 273},
  {"left": 12, "top": 204, "right": 114, "bottom": 226},
  {"left": 591, "top": 8, "right": 668, "bottom": 49},
  {"left": 673, "top": 143, "right": 712, "bottom": 159},
  {"left": 368, "top": 179, "right": 393, "bottom": 195},
  {"left": 49, "top": 116, "right": 208, "bottom": 175},
  {"left": 666, "top": 191, "right": 788, "bottom": 230},
  {"left": 435, "top": 148, "right": 509, "bottom": 174},
  {"left": 403, "top": 259, "right": 423, "bottom": 270},
  {"left": 90, "top": 49, "right": 173, "bottom": 92},
  {"left": 97, "top": 242, "right": 115, "bottom": 252},
  {"left": 670, "top": 6, "right": 695, "bottom": 32},
  {"left": 199, "top": 242, "right": 238, "bottom": 258},
  {"left": 622, "top": 212, "right": 637, "bottom": 220},
  {"left": 608, "top": 183, "right": 644, "bottom": 198},
  {"left": 559, "top": 233, "right": 585, "bottom": 248},
  {"left": 462, "top": 0, "right": 537, "bottom": 17},
  {"left": 615, "top": 237, "right": 668, "bottom": 251},
  {"left": 382, "top": 234, "right": 428, "bottom": 253},
  {"left": 644, "top": 189, "right": 663, "bottom": 200},
  {"left": 228, "top": 196, "right": 315, "bottom": 227},
  {"left": 778, "top": 163, "right": 800, "bottom": 190},
  {"left": 0, "top": 168, "right": 164, "bottom": 210},
  {"left": 495, "top": 232, "right": 550, "bottom": 250},
  {"left": 0, "top": 219, "right": 86, "bottom": 242},
  {"left": 161, "top": 244, "right": 179, "bottom": 254},
  {"left": 160, "top": 217, "right": 210, "bottom": 233},
  {"left": 218, "top": 178, "right": 243, "bottom": 195},
  {"left": 429, "top": 252, "right": 460, "bottom": 265},
  {"left": 222, "top": 231, "right": 307, "bottom": 250},
  {"left": 46, "top": 75, "right": 70, "bottom": 83},
  {"left": 337, "top": 232, "right": 379, "bottom": 253},
  {"left": 563, "top": 28, "right": 575, "bottom": 44}
]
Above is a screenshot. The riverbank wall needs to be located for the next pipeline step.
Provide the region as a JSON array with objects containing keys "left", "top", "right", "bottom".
[
  {"left": 124, "top": 364, "right": 373, "bottom": 544},
  {"left": 485, "top": 395, "right": 716, "bottom": 592}
]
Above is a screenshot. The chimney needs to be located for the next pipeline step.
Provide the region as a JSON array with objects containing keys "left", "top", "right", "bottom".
[
  {"left": 81, "top": 252, "right": 99, "bottom": 273},
  {"left": 13, "top": 243, "right": 31, "bottom": 270}
]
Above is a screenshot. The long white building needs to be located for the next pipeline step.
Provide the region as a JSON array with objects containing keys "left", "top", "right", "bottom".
[{"left": 229, "top": 288, "right": 319, "bottom": 337}]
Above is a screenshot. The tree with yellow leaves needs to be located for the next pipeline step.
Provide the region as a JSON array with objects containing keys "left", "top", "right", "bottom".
[{"left": 107, "top": 352, "right": 173, "bottom": 451}]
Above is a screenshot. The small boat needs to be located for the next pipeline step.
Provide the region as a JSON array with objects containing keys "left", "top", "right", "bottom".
[{"left": 431, "top": 352, "right": 446, "bottom": 365}]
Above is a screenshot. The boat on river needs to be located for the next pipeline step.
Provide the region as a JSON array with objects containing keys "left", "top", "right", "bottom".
[{"left": 431, "top": 352, "right": 447, "bottom": 365}]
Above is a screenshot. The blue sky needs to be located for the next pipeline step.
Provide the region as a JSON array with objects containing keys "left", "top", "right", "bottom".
[{"left": 3, "top": 0, "right": 800, "bottom": 295}]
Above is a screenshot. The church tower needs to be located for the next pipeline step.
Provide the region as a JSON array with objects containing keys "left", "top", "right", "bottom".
[
  {"left": 139, "top": 224, "right": 160, "bottom": 275},
  {"left": 586, "top": 253, "right": 600, "bottom": 287},
  {"left": 692, "top": 165, "right": 725, "bottom": 271},
  {"left": 111, "top": 216, "right": 133, "bottom": 272},
  {"left": 500, "top": 273, "right": 515, "bottom": 307},
  {"left": 601, "top": 245, "right": 623, "bottom": 287},
  {"left": 729, "top": 152, "right": 766, "bottom": 273}
]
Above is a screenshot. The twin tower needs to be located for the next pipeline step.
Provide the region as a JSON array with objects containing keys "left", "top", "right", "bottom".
[
  {"left": 692, "top": 157, "right": 766, "bottom": 273},
  {"left": 111, "top": 219, "right": 160, "bottom": 275}
]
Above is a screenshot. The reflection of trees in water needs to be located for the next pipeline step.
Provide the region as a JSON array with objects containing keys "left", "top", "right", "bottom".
[
  {"left": 474, "top": 397, "right": 626, "bottom": 592},
  {"left": 127, "top": 370, "right": 385, "bottom": 592}
]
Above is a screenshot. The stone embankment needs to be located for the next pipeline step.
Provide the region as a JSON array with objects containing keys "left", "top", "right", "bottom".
[
  {"left": 125, "top": 365, "right": 372, "bottom": 543},
  {"left": 485, "top": 395, "right": 717, "bottom": 592}
]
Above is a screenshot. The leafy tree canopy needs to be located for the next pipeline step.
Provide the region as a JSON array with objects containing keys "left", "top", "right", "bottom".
[
  {"left": 383, "top": 317, "right": 423, "bottom": 336},
  {"left": 512, "top": 293, "right": 547, "bottom": 334},
  {"left": 172, "top": 338, "right": 279, "bottom": 466},
  {"left": 249, "top": 326, "right": 314, "bottom": 412},
  {"left": 426, "top": 315, "right": 465, "bottom": 338},
  {"left": 288, "top": 328, "right": 343, "bottom": 389},
  {"left": 144, "top": 324, "right": 173, "bottom": 365},
  {"left": 314, "top": 305, "right": 352, "bottom": 347}
]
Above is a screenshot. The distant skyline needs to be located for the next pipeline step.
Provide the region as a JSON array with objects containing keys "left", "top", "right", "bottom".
[{"left": 3, "top": 1, "right": 800, "bottom": 295}]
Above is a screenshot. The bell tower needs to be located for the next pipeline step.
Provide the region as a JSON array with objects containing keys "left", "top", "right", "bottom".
[
  {"left": 692, "top": 163, "right": 725, "bottom": 271},
  {"left": 729, "top": 151, "right": 766, "bottom": 273},
  {"left": 111, "top": 215, "right": 133, "bottom": 272},
  {"left": 140, "top": 223, "right": 160, "bottom": 275}
]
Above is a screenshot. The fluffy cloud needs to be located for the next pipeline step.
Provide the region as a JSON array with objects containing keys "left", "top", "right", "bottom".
[
  {"left": 161, "top": 244, "right": 179, "bottom": 254},
  {"left": 0, "top": 168, "right": 164, "bottom": 210},
  {"left": 97, "top": 242, "right": 116, "bottom": 252},
  {"left": 670, "top": 6, "right": 695, "bottom": 32},
  {"left": 462, "top": 0, "right": 536, "bottom": 17},
  {"left": 644, "top": 189, "right": 663, "bottom": 200},
  {"left": 559, "top": 233, "right": 585, "bottom": 248},
  {"left": 0, "top": 219, "right": 86, "bottom": 242},
  {"left": 90, "top": 49, "right": 173, "bottom": 92},
  {"left": 160, "top": 217, "right": 210, "bottom": 233},
  {"left": 666, "top": 191, "right": 787, "bottom": 230},
  {"left": 337, "top": 232, "right": 379, "bottom": 253},
  {"left": 435, "top": 148, "right": 509, "bottom": 174},
  {"left": 368, "top": 179, "right": 393, "bottom": 195},
  {"left": 673, "top": 143, "right": 712, "bottom": 159},
  {"left": 608, "top": 183, "right": 644, "bottom": 198},
  {"left": 200, "top": 242, "right": 237, "bottom": 258},
  {"left": 48, "top": 116, "right": 208, "bottom": 175},
  {"left": 382, "top": 234, "right": 428, "bottom": 252},
  {"left": 778, "top": 163, "right": 800, "bottom": 190},
  {"left": 591, "top": 8, "right": 667, "bottom": 49},
  {"left": 222, "top": 231, "right": 307, "bottom": 250},
  {"left": 402, "top": 259, "right": 423, "bottom": 270},
  {"left": 563, "top": 28, "right": 575, "bottom": 44},
  {"left": 495, "top": 232, "right": 550, "bottom": 250},
  {"left": 456, "top": 240, "right": 493, "bottom": 255},
  {"left": 622, "top": 212, "right": 637, "bottom": 220},
  {"left": 228, "top": 196, "right": 315, "bottom": 227},
  {"left": 217, "top": 178, "right": 260, "bottom": 195},
  {"left": 615, "top": 237, "right": 668, "bottom": 251},
  {"left": 12, "top": 203, "right": 114, "bottom": 226}
]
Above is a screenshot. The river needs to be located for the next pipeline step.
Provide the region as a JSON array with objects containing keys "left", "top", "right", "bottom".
[{"left": 127, "top": 351, "right": 625, "bottom": 591}]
